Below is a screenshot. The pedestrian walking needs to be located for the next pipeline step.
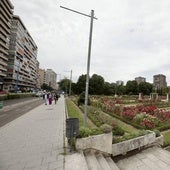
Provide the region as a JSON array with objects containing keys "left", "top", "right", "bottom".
[
  {"left": 44, "top": 92, "right": 48, "bottom": 105},
  {"left": 48, "top": 93, "right": 52, "bottom": 105},
  {"left": 53, "top": 94, "right": 57, "bottom": 104},
  {"left": 53, "top": 93, "right": 59, "bottom": 104}
]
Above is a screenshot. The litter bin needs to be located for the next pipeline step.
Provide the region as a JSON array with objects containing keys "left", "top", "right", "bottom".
[
  {"left": 66, "top": 118, "right": 79, "bottom": 139},
  {"left": 0, "top": 101, "right": 3, "bottom": 109}
]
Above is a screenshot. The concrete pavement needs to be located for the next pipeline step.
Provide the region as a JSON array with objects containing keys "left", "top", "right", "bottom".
[{"left": 0, "top": 95, "right": 66, "bottom": 170}]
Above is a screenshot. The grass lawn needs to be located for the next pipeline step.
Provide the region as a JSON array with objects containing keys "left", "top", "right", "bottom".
[
  {"left": 108, "top": 114, "right": 140, "bottom": 134},
  {"left": 161, "top": 130, "right": 170, "bottom": 146},
  {"left": 66, "top": 99, "right": 96, "bottom": 128}
]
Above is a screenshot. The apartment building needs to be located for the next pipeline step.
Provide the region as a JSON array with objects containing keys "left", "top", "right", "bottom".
[
  {"left": 135, "top": 76, "right": 146, "bottom": 84},
  {"left": 153, "top": 74, "right": 167, "bottom": 90},
  {"left": 116, "top": 80, "right": 124, "bottom": 86},
  {"left": 35, "top": 60, "right": 41, "bottom": 89},
  {"left": 45, "top": 69, "right": 57, "bottom": 90},
  {"left": 0, "top": 0, "right": 14, "bottom": 90},
  {"left": 4, "top": 15, "right": 38, "bottom": 92},
  {"left": 38, "top": 68, "right": 46, "bottom": 87}
]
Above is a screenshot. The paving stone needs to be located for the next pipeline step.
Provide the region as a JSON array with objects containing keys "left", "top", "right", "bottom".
[
  {"left": 0, "top": 96, "right": 65, "bottom": 170},
  {"left": 116, "top": 147, "right": 170, "bottom": 170}
]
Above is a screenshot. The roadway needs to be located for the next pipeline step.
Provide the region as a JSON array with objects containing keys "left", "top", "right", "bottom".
[{"left": 0, "top": 97, "right": 44, "bottom": 127}]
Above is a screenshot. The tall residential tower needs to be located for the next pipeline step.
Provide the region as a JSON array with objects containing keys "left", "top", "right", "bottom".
[
  {"left": 0, "top": 0, "right": 14, "bottom": 90},
  {"left": 4, "top": 15, "right": 38, "bottom": 92}
]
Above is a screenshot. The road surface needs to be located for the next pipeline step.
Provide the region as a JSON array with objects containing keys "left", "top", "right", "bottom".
[{"left": 0, "top": 97, "right": 44, "bottom": 127}]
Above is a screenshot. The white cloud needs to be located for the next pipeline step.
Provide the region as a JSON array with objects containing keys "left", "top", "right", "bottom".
[{"left": 11, "top": 0, "right": 170, "bottom": 85}]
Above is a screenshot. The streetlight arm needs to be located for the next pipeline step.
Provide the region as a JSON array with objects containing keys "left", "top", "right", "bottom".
[{"left": 60, "top": 6, "right": 98, "bottom": 20}]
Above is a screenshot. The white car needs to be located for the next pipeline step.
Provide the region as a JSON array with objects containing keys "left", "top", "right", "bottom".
[{"left": 35, "top": 91, "right": 43, "bottom": 97}]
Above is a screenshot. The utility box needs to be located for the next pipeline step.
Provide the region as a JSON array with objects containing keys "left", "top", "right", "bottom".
[
  {"left": 0, "top": 101, "right": 3, "bottom": 109},
  {"left": 66, "top": 118, "right": 79, "bottom": 139}
]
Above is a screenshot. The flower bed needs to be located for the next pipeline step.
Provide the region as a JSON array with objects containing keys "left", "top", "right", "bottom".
[{"left": 91, "top": 96, "right": 170, "bottom": 130}]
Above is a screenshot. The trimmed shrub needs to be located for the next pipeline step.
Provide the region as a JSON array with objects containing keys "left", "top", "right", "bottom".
[
  {"left": 90, "top": 128, "right": 103, "bottom": 136},
  {"left": 77, "top": 127, "right": 91, "bottom": 138},
  {"left": 112, "top": 126, "right": 125, "bottom": 136},
  {"left": 100, "top": 124, "right": 112, "bottom": 133}
]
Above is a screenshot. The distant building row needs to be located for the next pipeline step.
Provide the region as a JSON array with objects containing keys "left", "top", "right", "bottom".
[
  {"left": 0, "top": 0, "right": 57, "bottom": 92},
  {"left": 116, "top": 74, "right": 167, "bottom": 89},
  {"left": 135, "top": 74, "right": 167, "bottom": 89}
]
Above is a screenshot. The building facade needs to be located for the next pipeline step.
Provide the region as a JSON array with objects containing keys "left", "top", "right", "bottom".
[
  {"left": 38, "top": 68, "right": 46, "bottom": 87},
  {"left": 45, "top": 69, "right": 57, "bottom": 90},
  {"left": 153, "top": 74, "right": 167, "bottom": 90},
  {"left": 0, "top": 0, "right": 14, "bottom": 90},
  {"left": 4, "top": 15, "right": 38, "bottom": 92},
  {"left": 116, "top": 80, "right": 124, "bottom": 86},
  {"left": 135, "top": 77, "right": 146, "bottom": 84}
]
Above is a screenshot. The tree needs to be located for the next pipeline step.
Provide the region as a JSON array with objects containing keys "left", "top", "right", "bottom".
[
  {"left": 59, "top": 78, "right": 70, "bottom": 94},
  {"left": 103, "top": 82, "right": 115, "bottom": 95},
  {"left": 89, "top": 74, "right": 105, "bottom": 95},
  {"left": 138, "top": 82, "right": 153, "bottom": 95},
  {"left": 41, "top": 83, "right": 53, "bottom": 91},
  {"left": 126, "top": 80, "right": 138, "bottom": 95},
  {"left": 117, "top": 85, "right": 126, "bottom": 95},
  {"left": 75, "top": 74, "right": 86, "bottom": 94}
]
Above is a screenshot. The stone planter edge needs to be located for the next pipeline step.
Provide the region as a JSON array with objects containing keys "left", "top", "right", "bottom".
[
  {"left": 112, "top": 132, "right": 156, "bottom": 156},
  {"left": 75, "top": 132, "right": 112, "bottom": 154}
]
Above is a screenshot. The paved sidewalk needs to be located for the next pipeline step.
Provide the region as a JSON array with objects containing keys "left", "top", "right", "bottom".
[{"left": 0, "top": 95, "right": 66, "bottom": 170}]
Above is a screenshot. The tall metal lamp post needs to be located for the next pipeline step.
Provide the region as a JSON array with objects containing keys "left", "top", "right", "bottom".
[
  {"left": 64, "top": 70, "right": 72, "bottom": 96},
  {"left": 60, "top": 6, "right": 97, "bottom": 127},
  {"left": 69, "top": 70, "right": 72, "bottom": 96}
]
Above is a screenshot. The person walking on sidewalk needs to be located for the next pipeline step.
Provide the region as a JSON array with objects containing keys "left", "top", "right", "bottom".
[
  {"left": 53, "top": 93, "right": 59, "bottom": 104},
  {"left": 53, "top": 93, "right": 57, "bottom": 104},
  {"left": 44, "top": 92, "right": 48, "bottom": 105},
  {"left": 48, "top": 92, "right": 52, "bottom": 105}
]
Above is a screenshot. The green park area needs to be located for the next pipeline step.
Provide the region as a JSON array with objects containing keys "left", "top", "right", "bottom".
[{"left": 66, "top": 94, "right": 170, "bottom": 146}]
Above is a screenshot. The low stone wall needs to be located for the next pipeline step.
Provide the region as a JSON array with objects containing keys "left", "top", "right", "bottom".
[
  {"left": 154, "top": 135, "right": 164, "bottom": 146},
  {"left": 75, "top": 132, "right": 163, "bottom": 156},
  {"left": 76, "top": 132, "right": 112, "bottom": 154},
  {"left": 112, "top": 132, "right": 156, "bottom": 156}
]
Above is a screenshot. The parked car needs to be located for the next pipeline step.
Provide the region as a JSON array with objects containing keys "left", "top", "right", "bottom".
[{"left": 35, "top": 91, "right": 43, "bottom": 97}]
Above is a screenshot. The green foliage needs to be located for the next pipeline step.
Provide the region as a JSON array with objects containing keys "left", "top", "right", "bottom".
[
  {"left": 77, "top": 92, "right": 85, "bottom": 106},
  {"left": 90, "top": 127, "right": 103, "bottom": 136},
  {"left": 153, "top": 129, "right": 161, "bottom": 137},
  {"left": 126, "top": 80, "right": 138, "bottom": 95},
  {"left": 0, "top": 94, "right": 8, "bottom": 100},
  {"left": 77, "top": 127, "right": 92, "bottom": 138},
  {"left": 77, "top": 92, "right": 91, "bottom": 106},
  {"left": 99, "top": 124, "right": 112, "bottom": 133},
  {"left": 103, "top": 82, "right": 115, "bottom": 95},
  {"left": 112, "top": 125, "right": 125, "bottom": 136},
  {"left": 134, "top": 113, "right": 146, "bottom": 124},
  {"left": 59, "top": 79, "right": 71, "bottom": 94},
  {"left": 66, "top": 98, "right": 93, "bottom": 128},
  {"left": 87, "top": 108, "right": 104, "bottom": 127},
  {"left": 157, "top": 124, "right": 170, "bottom": 131},
  {"left": 162, "top": 131, "right": 170, "bottom": 147},
  {"left": 41, "top": 83, "right": 53, "bottom": 91},
  {"left": 77, "top": 124, "right": 113, "bottom": 138},
  {"left": 113, "top": 130, "right": 150, "bottom": 143},
  {"left": 138, "top": 82, "right": 153, "bottom": 95},
  {"left": 75, "top": 74, "right": 86, "bottom": 94},
  {"left": 71, "top": 73, "right": 154, "bottom": 96},
  {"left": 0, "top": 93, "right": 34, "bottom": 100},
  {"left": 89, "top": 74, "right": 105, "bottom": 95}
]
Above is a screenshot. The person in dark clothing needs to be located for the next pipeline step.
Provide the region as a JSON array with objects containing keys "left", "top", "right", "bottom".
[{"left": 53, "top": 94, "right": 58, "bottom": 104}]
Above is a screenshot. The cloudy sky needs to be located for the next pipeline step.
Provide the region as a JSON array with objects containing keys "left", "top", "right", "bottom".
[{"left": 11, "top": 0, "right": 170, "bottom": 85}]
